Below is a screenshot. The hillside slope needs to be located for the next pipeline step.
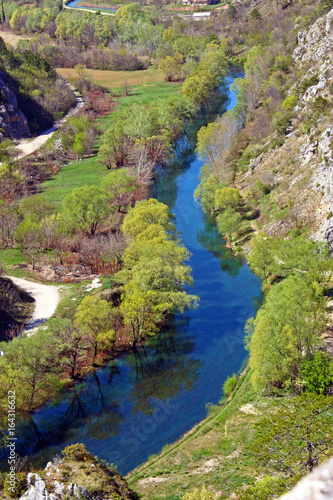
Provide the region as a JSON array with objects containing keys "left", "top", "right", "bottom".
[{"left": 236, "top": 6, "right": 333, "bottom": 245}]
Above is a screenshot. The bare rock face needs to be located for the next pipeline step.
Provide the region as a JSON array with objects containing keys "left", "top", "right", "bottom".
[
  {"left": 293, "top": 8, "right": 333, "bottom": 65},
  {"left": 0, "top": 74, "right": 30, "bottom": 140}
]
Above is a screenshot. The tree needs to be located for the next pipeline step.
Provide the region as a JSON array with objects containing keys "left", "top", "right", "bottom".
[
  {"left": 247, "top": 232, "right": 274, "bottom": 283},
  {"left": 196, "top": 112, "right": 240, "bottom": 179},
  {"left": 98, "top": 122, "right": 130, "bottom": 169},
  {"left": 0, "top": 331, "right": 61, "bottom": 411},
  {"left": 194, "top": 172, "right": 227, "bottom": 214},
  {"left": 47, "top": 318, "right": 88, "bottom": 379},
  {"left": 247, "top": 275, "right": 326, "bottom": 390},
  {"left": 119, "top": 287, "right": 165, "bottom": 348},
  {"left": 101, "top": 168, "right": 137, "bottom": 212},
  {"left": 122, "top": 198, "right": 175, "bottom": 239},
  {"left": 63, "top": 185, "right": 110, "bottom": 236},
  {"left": 15, "top": 217, "right": 41, "bottom": 270},
  {"left": 158, "top": 52, "right": 183, "bottom": 81},
  {"left": 182, "top": 71, "right": 216, "bottom": 105},
  {"left": 75, "top": 296, "right": 115, "bottom": 365},
  {"left": 217, "top": 208, "right": 242, "bottom": 242},
  {"left": 119, "top": 199, "right": 198, "bottom": 347},
  {"left": 249, "top": 393, "right": 333, "bottom": 475},
  {"left": 214, "top": 187, "right": 240, "bottom": 212}
]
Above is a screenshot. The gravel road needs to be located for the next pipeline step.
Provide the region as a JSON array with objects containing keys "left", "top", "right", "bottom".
[
  {"left": 15, "top": 84, "right": 84, "bottom": 160},
  {"left": 8, "top": 276, "right": 60, "bottom": 334}
]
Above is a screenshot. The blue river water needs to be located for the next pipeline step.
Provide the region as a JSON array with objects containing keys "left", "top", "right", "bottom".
[
  {"left": 0, "top": 68, "right": 262, "bottom": 475},
  {"left": 66, "top": 0, "right": 116, "bottom": 12}
]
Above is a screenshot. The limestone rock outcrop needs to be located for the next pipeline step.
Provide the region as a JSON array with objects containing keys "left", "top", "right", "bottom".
[{"left": 0, "top": 73, "right": 30, "bottom": 141}]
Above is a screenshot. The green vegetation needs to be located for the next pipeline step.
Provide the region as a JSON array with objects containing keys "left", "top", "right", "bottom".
[{"left": 118, "top": 199, "right": 198, "bottom": 347}]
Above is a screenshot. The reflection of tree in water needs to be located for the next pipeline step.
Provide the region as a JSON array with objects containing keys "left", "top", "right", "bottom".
[
  {"left": 153, "top": 137, "right": 195, "bottom": 211},
  {"left": 196, "top": 217, "right": 244, "bottom": 277},
  {"left": 127, "top": 328, "right": 202, "bottom": 416},
  {"left": 153, "top": 86, "right": 230, "bottom": 212},
  {"left": 0, "top": 370, "right": 125, "bottom": 470}
]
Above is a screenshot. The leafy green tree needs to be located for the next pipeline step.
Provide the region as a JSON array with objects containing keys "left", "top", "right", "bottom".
[
  {"left": 195, "top": 111, "right": 240, "bottom": 179},
  {"left": 47, "top": 318, "right": 88, "bottom": 378},
  {"left": 214, "top": 187, "right": 240, "bottom": 212},
  {"left": 15, "top": 217, "right": 41, "bottom": 270},
  {"left": 122, "top": 198, "right": 175, "bottom": 238},
  {"left": 158, "top": 52, "right": 183, "bottom": 81},
  {"left": 0, "top": 331, "right": 62, "bottom": 411},
  {"left": 217, "top": 208, "right": 242, "bottom": 242},
  {"left": 227, "top": 4, "right": 237, "bottom": 20},
  {"left": 98, "top": 122, "right": 129, "bottom": 169},
  {"left": 63, "top": 185, "right": 110, "bottom": 236},
  {"left": 119, "top": 287, "right": 166, "bottom": 348},
  {"left": 19, "top": 195, "right": 53, "bottom": 223},
  {"left": 101, "top": 168, "right": 137, "bottom": 212},
  {"left": 249, "top": 393, "right": 333, "bottom": 474},
  {"left": 182, "top": 71, "right": 216, "bottom": 105},
  {"left": 300, "top": 351, "right": 333, "bottom": 395},
  {"left": 272, "top": 238, "right": 333, "bottom": 289},
  {"left": 223, "top": 373, "right": 237, "bottom": 398},
  {"left": 119, "top": 199, "right": 198, "bottom": 347},
  {"left": 247, "top": 275, "right": 326, "bottom": 390},
  {"left": 75, "top": 296, "right": 115, "bottom": 365},
  {"left": 247, "top": 232, "right": 274, "bottom": 283},
  {"left": 194, "top": 171, "right": 227, "bottom": 214}
]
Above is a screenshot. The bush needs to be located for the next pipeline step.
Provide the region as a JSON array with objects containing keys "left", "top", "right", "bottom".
[
  {"left": 3, "top": 473, "right": 27, "bottom": 498},
  {"left": 256, "top": 180, "right": 271, "bottom": 195},
  {"left": 312, "top": 96, "right": 329, "bottom": 114},
  {"left": 61, "top": 443, "right": 93, "bottom": 462},
  {"left": 300, "top": 351, "right": 333, "bottom": 395},
  {"left": 282, "top": 95, "right": 297, "bottom": 110},
  {"left": 223, "top": 373, "right": 238, "bottom": 398},
  {"left": 237, "top": 475, "right": 288, "bottom": 500},
  {"left": 298, "top": 74, "right": 319, "bottom": 95}
]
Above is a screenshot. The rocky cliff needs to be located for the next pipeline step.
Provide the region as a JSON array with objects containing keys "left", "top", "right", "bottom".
[
  {"left": 238, "top": 6, "right": 333, "bottom": 245},
  {"left": 0, "top": 73, "right": 30, "bottom": 141}
]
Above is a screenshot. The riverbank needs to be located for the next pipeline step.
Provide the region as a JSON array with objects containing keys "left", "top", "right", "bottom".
[{"left": 126, "top": 368, "right": 263, "bottom": 498}]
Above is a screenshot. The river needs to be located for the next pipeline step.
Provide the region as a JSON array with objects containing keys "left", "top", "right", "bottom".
[
  {"left": 0, "top": 67, "right": 262, "bottom": 475},
  {"left": 65, "top": 0, "right": 116, "bottom": 11}
]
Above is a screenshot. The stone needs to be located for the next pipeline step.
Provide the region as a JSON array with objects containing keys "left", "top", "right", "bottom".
[{"left": 0, "top": 74, "right": 30, "bottom": 140}]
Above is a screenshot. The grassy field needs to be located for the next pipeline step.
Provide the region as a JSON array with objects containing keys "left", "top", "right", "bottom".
[
  {"left": 127, "top": 369, "right": 278, "bottom": 499},
  {"left": 0, "top": 249, "right": 30, "bottom": 277},
  {"left": 56, "top": 67, "right": 167, "bottom": 90},
  {"left": 41, "top": 79, "right": 181, "bottom": 208}
]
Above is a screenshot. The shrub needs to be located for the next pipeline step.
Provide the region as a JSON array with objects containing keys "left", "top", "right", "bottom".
[
  {"left": 312, "top": 96, "right": 329, "bottom": 114},
  {"left": 256, "top": 180, "right": 271, "bottom": 195},
  {"left": 282, "top": 95, "right": 297, "bottom": 110},
  {"left": 223, "top": 373, "right": 238, "bottom": 398},
  {"left": 3, "top": 473, "right": 27, "bottom": 498},
  {"left": 300, "top": 351, "right": 333, "bottom": 395},
  {"left": 61, "top": 443, "right": 93, "bottom": 462},
  {"left": 237, "top": 475, "right": 288, "bottom": 500},
  {"left": 298, "top": 74, "right": 319, "bottom": 95}
]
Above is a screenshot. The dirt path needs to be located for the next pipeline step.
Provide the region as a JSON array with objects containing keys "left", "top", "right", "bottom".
[
  {"left": 15, "top": 84, "right": 84, "bottom": 160},
  {"left": 7, "top": 276, "right": 60, "bottom": 334}
]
